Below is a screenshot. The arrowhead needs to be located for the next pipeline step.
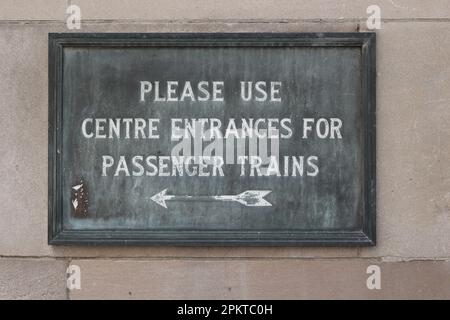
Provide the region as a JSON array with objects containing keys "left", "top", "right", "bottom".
[{"left": 151, "top": 188, "right": 168, "bottom": 208}]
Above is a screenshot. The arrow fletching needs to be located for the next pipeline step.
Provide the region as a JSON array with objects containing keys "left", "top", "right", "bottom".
[{"left": 235, "top": 190, "right": 272, "bottom": 207}]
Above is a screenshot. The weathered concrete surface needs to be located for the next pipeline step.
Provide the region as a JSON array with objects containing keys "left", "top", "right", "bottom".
[
  {"left": 360, "top": 21, "right": 450, "bottom": 258},
  {"left": 69, "top": 259, "right": 450, "bottom": 299},
  {"left": 0, "top": 0, "right": 66, "bottom": 21},
  {"left": 0, "top": 25, "right": 50, "bottom": 257},
  {"left": 1, "top": 1, "right": 449, "bottom": 21},
  {"left": 0, "top": 258, "right": 68, "bottom": 299}
]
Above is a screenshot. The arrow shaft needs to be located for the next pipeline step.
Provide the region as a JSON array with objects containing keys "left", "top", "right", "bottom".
[{"left": 167, "top": 195, "right": 236, "bottom": 202}]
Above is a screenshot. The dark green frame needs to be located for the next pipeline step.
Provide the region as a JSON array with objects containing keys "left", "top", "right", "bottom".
[{"left": 48, "top": 33, "right": 376, "bottom": 246}]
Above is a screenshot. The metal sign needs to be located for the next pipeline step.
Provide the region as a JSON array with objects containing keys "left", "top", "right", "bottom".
[{"left": 48, "top": 33, "right": 376, "bottom": 245}]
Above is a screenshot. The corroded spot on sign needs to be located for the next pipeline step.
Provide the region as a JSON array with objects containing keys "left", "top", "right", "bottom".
[{"left": 71, "top": 178, "right": 89, "bottom": 217}]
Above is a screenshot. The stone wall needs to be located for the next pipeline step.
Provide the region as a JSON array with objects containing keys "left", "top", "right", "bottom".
[{"left": 0, "top": 0, "right": 449, "bottom": 299}]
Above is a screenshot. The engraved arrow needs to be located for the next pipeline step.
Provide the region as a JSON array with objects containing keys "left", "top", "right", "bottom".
[{"left": 150, "top": 189, "right": 272, "bottom": 209}]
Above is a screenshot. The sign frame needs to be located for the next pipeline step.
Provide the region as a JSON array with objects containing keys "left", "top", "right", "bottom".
[{"left": 48, "top": 32, "right": 376, "bottom": 246}]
